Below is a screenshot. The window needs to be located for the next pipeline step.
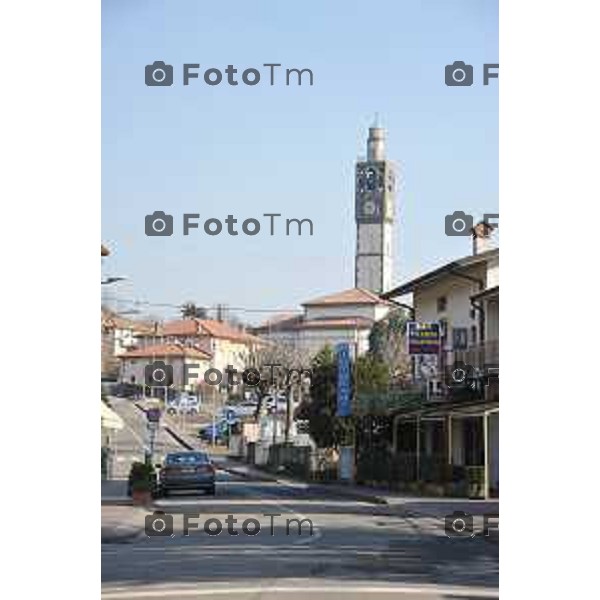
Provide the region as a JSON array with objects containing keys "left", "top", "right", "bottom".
[
  {"left": 437, "top": 296, "right": 447, "bottom": 313},
  {"left": 471, "top": 325, "right": 478, "bottom": 345},
  {"left": 452, "top": 327, "right": 468, "bottom": 350},
  {"left": 439, "top": 318, "right": 448, "bottom": 340}
]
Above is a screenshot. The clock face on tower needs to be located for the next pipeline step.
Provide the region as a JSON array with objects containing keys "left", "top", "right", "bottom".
[
  {"left": 360, "top": 196, "right": 381, "bottom": 219},
  {"left": 356, "top": 162, "right": 392, "bottom": 223}
]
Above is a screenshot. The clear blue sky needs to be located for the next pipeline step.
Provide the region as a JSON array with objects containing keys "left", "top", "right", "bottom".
[{"left": 101, "top": 0, "right": 498, "bottom": 323}]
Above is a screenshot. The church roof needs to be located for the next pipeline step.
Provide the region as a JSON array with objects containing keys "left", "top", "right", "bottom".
[
  {"left": 296, "top": 316, "right": 374, "bottom": 330},
  {"left": 252, "top": 315, "right": 374, "bottom": 334},
  {"left": 302, "top": 287, "right": 392, "bottom": 307}
]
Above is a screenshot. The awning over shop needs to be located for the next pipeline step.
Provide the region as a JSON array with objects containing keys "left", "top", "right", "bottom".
[{"left": 101, "top": 402, "right": 124, "bottom": 430}]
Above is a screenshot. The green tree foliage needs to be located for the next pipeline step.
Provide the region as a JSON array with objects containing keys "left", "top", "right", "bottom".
[
  {"left": 301, "top": 346, "right": 339, "bottom": 448},
  {"left": 180, "top": 302, "right": 207, "bottom": 319},
  {"left": 299, "top": 346, "right": 391, "bottom": 448},
  {"left": 354, "top": 354, "right": 390, "bottom": 393}
]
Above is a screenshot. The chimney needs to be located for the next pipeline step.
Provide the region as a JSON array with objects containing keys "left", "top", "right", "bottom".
[{"left": 471, "top": 221, "right": 495, "bottom": 255}]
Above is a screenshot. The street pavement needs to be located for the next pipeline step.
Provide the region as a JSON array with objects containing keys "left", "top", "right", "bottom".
[
  {"left": 104, "top": 397, "right": 201, "bottom": 479},
  {"left": 102, "top": 398, "right": 499, "bottom": 599}
]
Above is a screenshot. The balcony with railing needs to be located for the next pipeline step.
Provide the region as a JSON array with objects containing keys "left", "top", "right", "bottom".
[
  {"left": 452, "top": 339, "right": 498, "bottom": 370},
  {"left": 450, "top": 339, "right": 499, "bottom": 403}
]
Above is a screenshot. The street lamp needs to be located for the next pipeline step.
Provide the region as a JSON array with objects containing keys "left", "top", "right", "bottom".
[{"left": 101, "top": 276, "right": 127, "bottom": 285}]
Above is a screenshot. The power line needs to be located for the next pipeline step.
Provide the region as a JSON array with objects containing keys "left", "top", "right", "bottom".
[{"left": 102, "top": 296, "right": 302, "bottom": 314}]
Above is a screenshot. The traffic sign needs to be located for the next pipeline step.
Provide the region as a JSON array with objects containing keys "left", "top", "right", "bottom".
[
  {"left": 146, "top": 407, "right": 161, "bottom": 423},
  {"left": 336, "top": 343, "right": 351, "bottom": 417}
]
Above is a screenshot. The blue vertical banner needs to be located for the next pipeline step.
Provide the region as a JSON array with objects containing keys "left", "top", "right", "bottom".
[{"left": 336, "top": 343, "right": 351, "bottom": 417}]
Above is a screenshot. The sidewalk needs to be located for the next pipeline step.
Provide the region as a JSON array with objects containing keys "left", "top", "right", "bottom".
[
  {"left": 222, "top": 458, "right": 499, "bottom": 518},
  {"left": 101, "top": 505, "right": 147, "bottom": 543},
  {"left": 101, "top": 479, "right": 132, "bottom": 506}
]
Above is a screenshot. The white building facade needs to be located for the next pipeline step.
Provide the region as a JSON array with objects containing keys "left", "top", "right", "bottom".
[{"left": 254, "top": 288, "right": 394, "bottom": 358}]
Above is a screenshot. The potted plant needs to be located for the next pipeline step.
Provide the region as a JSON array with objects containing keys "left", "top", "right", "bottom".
[{"left": 127, "top": 461, "right": 156, "bottom": 506}]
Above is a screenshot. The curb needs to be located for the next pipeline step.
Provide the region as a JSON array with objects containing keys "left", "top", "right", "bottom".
[
  {"left": 101, "top": 525, "right": 144, "bottom": 544},
  {"left": 101, "top": 498, "right": 133, "bottom": 507},
  {"left": 222, "top": 462, "right": 389, "bottom": 505},
  {"left": 309, "top": 483, "right": 389, "bottom": 505}
]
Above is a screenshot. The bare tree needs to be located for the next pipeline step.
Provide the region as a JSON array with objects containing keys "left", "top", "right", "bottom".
[{"left": 250, "top": 341, "right": 312, "bottom": 442}]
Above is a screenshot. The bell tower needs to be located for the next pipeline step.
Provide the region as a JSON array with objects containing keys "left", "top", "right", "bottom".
[{"left": 355, "top": 123, "right": 396, "bottom": 293}]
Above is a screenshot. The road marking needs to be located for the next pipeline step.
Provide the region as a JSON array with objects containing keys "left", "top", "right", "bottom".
[{"left": 101, "top": 583, "right": 499, "bottom": 598}]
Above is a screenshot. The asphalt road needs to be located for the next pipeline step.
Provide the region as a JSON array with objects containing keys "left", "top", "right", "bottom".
[{"left": 102, "top": 399, "right": 498, "bottom": 600}]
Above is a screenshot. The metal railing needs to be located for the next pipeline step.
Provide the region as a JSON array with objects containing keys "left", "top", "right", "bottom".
[{"left": 452, "top": 339, "right": 498, "bottom": 369}]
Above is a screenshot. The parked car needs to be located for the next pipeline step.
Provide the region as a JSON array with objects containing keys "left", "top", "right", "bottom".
[
  {"left": 197, "top": 418, "right": 235, "bottom": 443},
  {"left": 164, "top": 393, "right": 201, "bottom": 416},
  {"left": 165, "top": 397, "right": 179, "bottom": 416},
  {"left": 113, "top": 382, "right": 142, "bottom": 398},
  {"left": 179, "top": 394, "right": 200, "bottom": 415},
  {"left": 263, "top": 394, "right": 289, "bottom": 413},
  {"left": 231, "top": 401, "right": 257, "bottom": 417},
  {"left": 158, "top": 451, "right": 216, "bottom": 496}
]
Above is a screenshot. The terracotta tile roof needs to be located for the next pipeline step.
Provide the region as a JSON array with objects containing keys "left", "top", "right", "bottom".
[
  {"left": 198, "top": 319, "right": 263, "bottom": 344},
  {"left": 119, "top": 343, "right": 212, "bottom": 360},
  {"left": 162, "top": 319, "right": 200, "bottom": 336},
  {"left": 159, "top": 319, "right": 263, "bottom": 345},
  {"left": 133, "top": 321, "right": 161, "bottom": 336},
  {"left": 252, "top": 314, "right": 304, "bottom": 334},
  {"left": 302, "top": 287, "right": 393, "bottom": 307},
  {"left": 295, "top": 316, "right": 375, "bottom": 330},
  {"left": 101, "top": 309, "right": 154, "bottom": 334},
  {"left": 254, "top": 315, "right": 374, "bottom": 333}
]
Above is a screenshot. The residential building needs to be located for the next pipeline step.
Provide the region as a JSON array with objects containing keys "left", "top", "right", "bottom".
[
  {"left": 356, "top": 223, "right": 500, "bottom": 498},
  {"left": 118, "top": 343, "right": 212, "bottom": 392},
  {"left": 134, "top": 318, "right": 264, "bottom": 375},
  {"left": 101, "top": 308, "right": 154, "bottom": 380}
]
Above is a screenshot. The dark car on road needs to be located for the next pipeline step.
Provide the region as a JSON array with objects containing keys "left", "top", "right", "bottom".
[{"left": 158, "top": 451, "right": 216, "bottom": 496}]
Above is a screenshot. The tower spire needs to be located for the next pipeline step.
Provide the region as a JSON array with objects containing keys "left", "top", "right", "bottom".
[
  {"left": 367, "top": 121, "right": 386, "bottom": 161},
  {"left": 355, "top": 122, "right": 397, "bottom": 294}
]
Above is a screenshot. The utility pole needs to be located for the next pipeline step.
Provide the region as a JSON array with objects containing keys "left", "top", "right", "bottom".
[{"left": 285, "top": 384, "right": 292, "bottom": 444}]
